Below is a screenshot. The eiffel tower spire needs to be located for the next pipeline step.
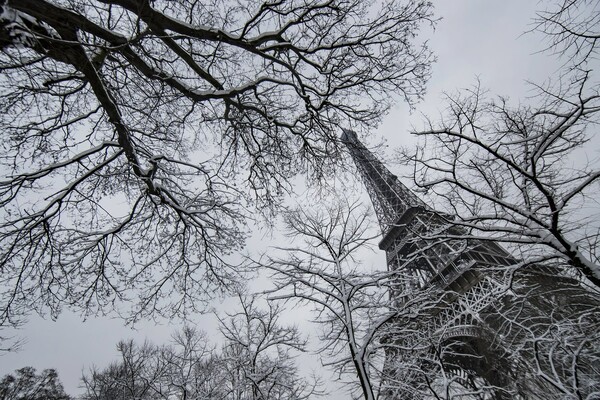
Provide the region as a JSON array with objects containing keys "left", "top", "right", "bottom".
[{"left": 341, "top": 129, "right": 429, "bottom": 235}]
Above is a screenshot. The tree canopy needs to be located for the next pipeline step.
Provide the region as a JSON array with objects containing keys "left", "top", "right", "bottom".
[{"left": 0, "top": 0, "right": 434, "bottom": 324}]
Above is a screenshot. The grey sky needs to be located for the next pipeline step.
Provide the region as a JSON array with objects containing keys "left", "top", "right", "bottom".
[{"left": 0, "top": 1, "right": 568, "bottom": 398}]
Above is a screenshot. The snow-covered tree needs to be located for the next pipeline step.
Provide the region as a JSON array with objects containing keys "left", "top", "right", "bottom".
[
  {"left": 161, "top": 326, "right": 223, "bottom": 400},
  {"left": 81, "top": 340, "right": 168, "bottom": 400},
  {"left": 258, "top": 201, "right": 416, "bottom": 399},
  {"left": 81, "top": 294, "right": 318, "bottom": 400},
  {"left": 216, "top": 293, "right": 317, "bottom": 400},
  {"left": 0, "top": 0, "right": 434, "bottom": 326},
  {"left": 401, "top": 74, "right": 600, "bottom": 289},
  {"left": 401, "top": 0, "right": 600, "bottom": 290}
]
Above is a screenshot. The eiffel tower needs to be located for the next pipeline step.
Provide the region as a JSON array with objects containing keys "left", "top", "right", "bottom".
[{"left": 341, "top": 129, "right": 600, "bottom": 399}]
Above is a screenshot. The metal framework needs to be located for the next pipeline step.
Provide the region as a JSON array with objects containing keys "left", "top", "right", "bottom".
[
  {"left": 341, "top": 129, "right": 428, "bottom": 234},
  {"left": 342, "top": 130, "right": 600, "bottom": 399}
]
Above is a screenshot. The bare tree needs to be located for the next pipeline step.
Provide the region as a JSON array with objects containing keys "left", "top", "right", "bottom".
[
  {"left": 81, "top": 340, "right": 169, "bottom": 400},
  {"left": 399, "top": 0, "right": 600, "bottom": 291},
  {"left": 0, "top": 0, "right": 434, "bottom": 325},
  {"left": 532, "top": 0, "right": 600, "bottom": 67},
  {"left": 81, "top": 294, "right": 318, "bottom": 400},
  {"left": 217, "top": 293, "right": 319, "bottom": 400},
  {"left": 160, "top": 326, "right": 223, "bottom": 400},
  {"left": 257, "top": 201, "right": 408, "bottom": 400},
  {"left": 401, "top": 75, "right": 600, "bottom": 290}
]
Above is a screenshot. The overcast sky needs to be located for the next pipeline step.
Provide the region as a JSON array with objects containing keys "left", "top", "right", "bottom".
[{"left": 0, "top": 1, "right": 568, "bottom": 397}]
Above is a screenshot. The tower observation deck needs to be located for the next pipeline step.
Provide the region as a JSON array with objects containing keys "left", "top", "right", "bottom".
[{"left": 342, "top": 129, "right": 600, "bottom": 399}]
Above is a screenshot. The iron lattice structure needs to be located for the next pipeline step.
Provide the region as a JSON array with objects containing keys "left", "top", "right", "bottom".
[
  {"left": 342, "top": 130, "right": 600, "bottom": 399},
  {"left": 341, "top": 129, "right": 429, "bottom": 234}
]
